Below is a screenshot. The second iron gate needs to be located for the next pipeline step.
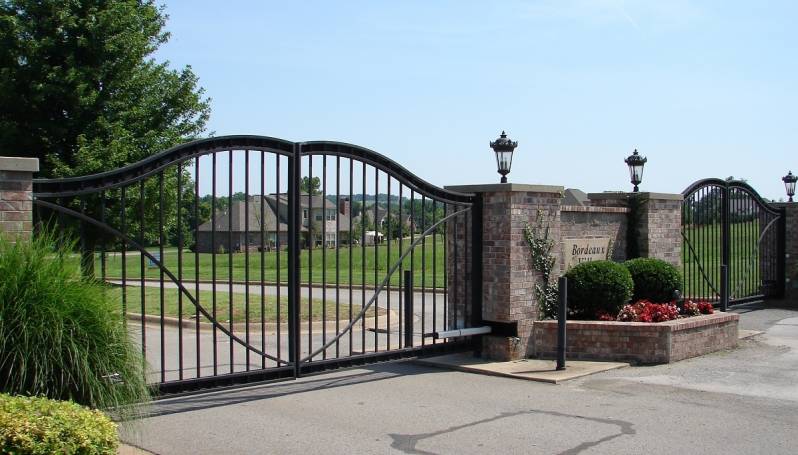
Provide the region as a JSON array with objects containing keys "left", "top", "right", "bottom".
[
  {"left": 681, "top": 178, "right": 785, "bottom": 308},
  {"left": 32, "top": 135, "right": 478, "bottom": 394}
]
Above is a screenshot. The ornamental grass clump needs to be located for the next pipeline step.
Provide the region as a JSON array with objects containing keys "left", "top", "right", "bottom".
[{"left": 0, "top": 233, "right": 150, "bottom": 412}]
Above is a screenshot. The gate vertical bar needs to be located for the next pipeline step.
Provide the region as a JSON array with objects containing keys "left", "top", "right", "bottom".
[
  {"left": 228, "top": 150, "right": 234, "bottom": 373},
  {"left": 720, "top": 184, "right": 730, "bottom": 311},
  {"left": 244, "top": 150, "right": 251, "bottom": 371},
  {"left": 288, "top": 143, "right": 301, "bottom": 377}
]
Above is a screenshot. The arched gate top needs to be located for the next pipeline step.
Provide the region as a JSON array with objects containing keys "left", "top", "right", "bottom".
[
  {"left": 682, "top": 177, "right": 781, "bottom": 216},
  {"left": 33, "top": 135, "right": 475, "bottom": 204}
]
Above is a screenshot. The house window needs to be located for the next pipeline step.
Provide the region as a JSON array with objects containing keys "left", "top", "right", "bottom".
[
  {"left": 315, "top": 214, "right": 323, "bottom": 221},
  {"left": 326, "top": 210, "right": 335, "bottom": 221},
  {"left": 303, "top": 209, "right": 308, "bottom": 220}
]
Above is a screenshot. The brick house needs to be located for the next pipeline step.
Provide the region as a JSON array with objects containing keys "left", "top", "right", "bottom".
[{"left": 196, "top": 194, "right": 352, "bottom": 253}]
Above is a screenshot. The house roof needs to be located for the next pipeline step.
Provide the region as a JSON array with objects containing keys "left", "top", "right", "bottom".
[
  {"left": 272, "top": 193, "right": 333, "bottom": 209},
  {"left": 197, "top": 198, "right": 290, "bottom": 232},
  {"left": 198, "top": 195, "right": 352, "bottom": 233}
]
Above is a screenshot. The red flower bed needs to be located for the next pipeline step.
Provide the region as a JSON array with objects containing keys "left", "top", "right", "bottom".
[
  {"left": 682, "top": 300, "right": 715, "bottom": 316},
  {"left": 614, "top": 299, "right": 713, "bottom": 323}
]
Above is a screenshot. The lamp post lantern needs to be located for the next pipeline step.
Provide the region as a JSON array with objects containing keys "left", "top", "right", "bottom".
[
  {"left": 490, "top": 131, "right": 518, "bottom": 183},
  {"left": 624, "top": 149, "right": 647, "bottom": 192},
  {"left": 783, "top": 171, "right": 797, "bottom": 202}
]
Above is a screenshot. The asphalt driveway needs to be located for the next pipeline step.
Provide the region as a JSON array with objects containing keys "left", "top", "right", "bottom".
[{"left": 120, "top": 302, "right": 798, "bottom": 455}]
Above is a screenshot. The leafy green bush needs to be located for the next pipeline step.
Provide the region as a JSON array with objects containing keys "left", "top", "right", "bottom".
[
  {"left": 624, "top": 258, "right": 683, "bottom": 303},
  {"left": 0, "top": 394, "right": 118, "bottom": 454},
  {"left": 0, "top": 233, "right": 150, "bottom": 411},
  {"left": 565, "top": 260, "right": 633, "bottom": 319}
]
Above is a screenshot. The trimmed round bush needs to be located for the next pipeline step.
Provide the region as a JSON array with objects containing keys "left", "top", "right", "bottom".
[
  {"left": 564, "top": 260, "right": 633, "bottom": 319},
  {"left": 624, "top": 258, "right": 683, "bottom": 303},
  {"left": 0, "top": 394, "right": 118, "bottom": 454},
  {"left": 0, "top": 232, "right": 150, "bottom": 411}
]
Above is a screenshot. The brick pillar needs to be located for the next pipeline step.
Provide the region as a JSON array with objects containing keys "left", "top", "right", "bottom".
[
  {"left": 0, "top": 157, "right": 39, "bottom": 242},
  {"left": 446, "top": 183, "right": 564, "bottom": 361},
  {"left": 588, "top": 192, "right": 682, "bottom": 267},
  {"left": 776, "top": 203, "right": 798, "bottom": 302},
  {"left": 636, "top": 193, "right": 683, "bottom": 268}
]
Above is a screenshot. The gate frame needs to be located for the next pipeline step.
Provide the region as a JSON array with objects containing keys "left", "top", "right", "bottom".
[
  {"left": 682, "top": 178, "right": 785, "bottom": 309},
  {"left": 31, "top": 135, "right": 479, "bottom": 395}
]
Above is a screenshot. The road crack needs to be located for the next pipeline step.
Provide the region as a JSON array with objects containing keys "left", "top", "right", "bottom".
[{"left": 389, "top": 409, "right": 634, "bottom": 455}]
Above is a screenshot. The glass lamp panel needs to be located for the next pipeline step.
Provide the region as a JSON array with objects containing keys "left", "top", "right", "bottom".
[
  {"left": 786, "top": 180, "right": 797, "bottom": 197},
  {"left": 496, "top": 151, "right": 513, "bottom": 173},
  {"left": 629, "top": 164, "right": 643, "bottom": 183}
]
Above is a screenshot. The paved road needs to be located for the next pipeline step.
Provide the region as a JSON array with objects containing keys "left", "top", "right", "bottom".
[
  {"left": 120, "top": 302, "right": 798, "bottom": 454},
  {"left": 119, "top": 279, "right": 452, "bottom": 383},
  {"left": 112, "top": 279, "right": 449, "bottom": 324}
]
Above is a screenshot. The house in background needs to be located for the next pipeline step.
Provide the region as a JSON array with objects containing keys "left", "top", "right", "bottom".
[
  {"left": 195, "top": 193, "right": 352, "bottom": 253},
  {"left": 356, "top": 203, "right": 416, "bottom": 236}
]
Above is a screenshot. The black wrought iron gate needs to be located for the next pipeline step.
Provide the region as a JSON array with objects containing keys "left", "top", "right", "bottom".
[
  {"left": 32, "top": 136, "right": 477, "bottom": 394},
  {"left": 681, "top": 178, "right": 785, "bottom": 309}
]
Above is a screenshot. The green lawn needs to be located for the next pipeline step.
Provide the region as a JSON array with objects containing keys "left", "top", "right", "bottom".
[
  {"left": 97, "top": 238, "right": 447, "bottom": 288},
  {"left": 113, "top": 286, "right": 380, "bottom": 323},
  {"left": 681, "top": 220, "right": 763, "bottom": 299}
]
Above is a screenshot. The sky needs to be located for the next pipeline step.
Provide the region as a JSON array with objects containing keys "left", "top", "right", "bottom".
[{"left": 154, "top": 0, "right": 797, "bottom": 201}]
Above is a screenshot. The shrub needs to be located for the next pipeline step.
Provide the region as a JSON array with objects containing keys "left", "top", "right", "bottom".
[
  {"left": 624, "top": 258, "right": 683, "bottom": 303},
  {"left": 564, "top": 260, "right": 633, "bottom": 319},
  {"left": 0, "top": 233, "right": 150, "bottom": 411},
  {"left": 618, "top": 300, "right": 679, "bottom": 322},
  {"left": 0, "top": 394, "right": 118, "bottom": 454}
]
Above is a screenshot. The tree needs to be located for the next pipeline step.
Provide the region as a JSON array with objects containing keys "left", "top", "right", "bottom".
[
  {"left": 0, "top": 0, "right": 210, "bottom": 177},
  {"left": 300, "top": 176, "right": 321, "bottom": 195},
  {"left": 1, "top": 1, "right": 211, "bottom": 276}
]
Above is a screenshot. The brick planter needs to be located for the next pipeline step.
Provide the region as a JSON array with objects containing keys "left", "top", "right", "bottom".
[{"left": 532, "top": 312, "right": 739, "bottom": 364}]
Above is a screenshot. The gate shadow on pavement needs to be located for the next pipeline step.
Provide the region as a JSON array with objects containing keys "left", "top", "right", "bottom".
[{"left": 132, "top": 361, "right": 444, "bottom": 419}]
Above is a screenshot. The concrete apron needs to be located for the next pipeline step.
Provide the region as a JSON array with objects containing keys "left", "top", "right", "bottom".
[{"left": 418, "top": 325, "right": 763, "bottom": 384}]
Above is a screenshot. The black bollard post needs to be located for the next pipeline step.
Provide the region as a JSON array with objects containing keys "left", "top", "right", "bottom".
[
  {"left": 404, "top": 270, "right": 414, "bottom": 348},
  {"left": 556, "top": 276, "right": 567, "bottom": 371},
  {"left": 720, "top": 264, "right": 729, "bottom": 312}
]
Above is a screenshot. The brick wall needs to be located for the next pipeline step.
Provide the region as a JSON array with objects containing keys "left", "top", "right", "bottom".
[
  {"left": 776, "top": 203, "right": 798, "bottom": 301},
  {"left": 0, "top": 157, "right": 39, "bottom": 242},
  {"left": 532, "top": 312, "right": 739, "bottom": 364},
  {"left": 446, "top": 205, "right": 474, "bottom": 331},
  {"left": 444, "top": 184, "right": 685, "bottom": 361},
  {"left": 638, "top": 195, "right": 683, "bottom": 267},
  {"left": 446, "top": 184, "right": 563, "bottom": 360},
  {"left": 559, "top": 205, "right": 628, "bottom": 274},
  {"left": 587, "top": 192, "right": 683, "bottom": 267}
]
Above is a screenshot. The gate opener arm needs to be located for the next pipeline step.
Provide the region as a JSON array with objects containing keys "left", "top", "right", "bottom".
[{"left": 425, "top": 326, "right": 492, "bottom": 339}]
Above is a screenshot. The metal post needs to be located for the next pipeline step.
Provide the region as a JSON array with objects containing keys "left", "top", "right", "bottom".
[
  {"left": 288, "top": 143, "right": 302, "bottom": 377},
  {"left": 720, "top": 185, "right": 730, "bottom": 309},
  {"left": 556, "top": 276, "right": 567, "bottom": 371},
  {"left": 404, "top": 270, "right": 414, "bottom": 348},
  {"left": 720, "top": 264, "right": 729, "bottom": 312}
]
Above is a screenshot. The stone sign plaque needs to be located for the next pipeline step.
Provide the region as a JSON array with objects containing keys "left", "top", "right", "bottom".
[{"left": 562, "top": 237, "right": 611, "bottom": 270}]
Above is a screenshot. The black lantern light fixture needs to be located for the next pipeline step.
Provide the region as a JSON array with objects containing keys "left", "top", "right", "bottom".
[
  {"left": 624, "top": 149, "right": 647, "bottom": 192},
  {"left": 490, "top": 131, "right": 518, "bottom": 183},
  {"left": 783, "top": 171, "right": 797, "bottom": 202}
]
